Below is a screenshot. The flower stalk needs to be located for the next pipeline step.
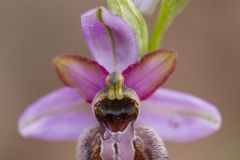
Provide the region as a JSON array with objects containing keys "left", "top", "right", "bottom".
[{"left": 149, "top": 0, "right": 190, "bottom": 51}]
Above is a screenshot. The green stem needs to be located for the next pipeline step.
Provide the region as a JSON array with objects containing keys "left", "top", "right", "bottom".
[
  {"left": 148, "top": 6, "right": 166, "bottom": 52},
  {"left": 148, "top": 0, "right": 190, "bottom": 52}
]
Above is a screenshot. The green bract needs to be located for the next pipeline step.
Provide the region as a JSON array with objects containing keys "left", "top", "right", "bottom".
[
  {"left": 149, "top": 0, "right": 190, "bottom": 51},
  {"left": 108, "top": 0, "right": 148, "bottom": 55}
]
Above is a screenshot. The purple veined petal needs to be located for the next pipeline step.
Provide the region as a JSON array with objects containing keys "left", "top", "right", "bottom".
[
  {"left": 137, "top": 88, "right": 222, "bottom": 142},
  {"left": 134, "top": 0, "right": 161, "bottom": 15},
  {"left": 81, "top": 7, "right": 138, "bottom": 72},
  {"left": 123, "top": 49, "right": 176, "bottom": 100},
  {"left": 54, "top": 54, "right": 109, "bottom": 103},
  {"left": 18, "top": 87, "right": 97, "bottom": 141}
]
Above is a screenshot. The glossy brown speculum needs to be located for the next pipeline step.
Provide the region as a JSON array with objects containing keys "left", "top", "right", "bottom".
[{"left": 94, "top": 96, "right": 139, "bottom": 132}]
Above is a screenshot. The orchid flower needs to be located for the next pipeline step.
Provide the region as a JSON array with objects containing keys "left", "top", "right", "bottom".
[{"left": 18, "top": 6, "right": 221, "bottom": 160}]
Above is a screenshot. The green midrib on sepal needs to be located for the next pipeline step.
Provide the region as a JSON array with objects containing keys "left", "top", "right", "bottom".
[{"left": 108, "top": 0, "right": 149, "bottom": 56}]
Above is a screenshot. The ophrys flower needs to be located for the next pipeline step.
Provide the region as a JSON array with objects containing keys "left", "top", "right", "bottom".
[{"left": 18, "top": 7, "right": 221, "bottom": 159}]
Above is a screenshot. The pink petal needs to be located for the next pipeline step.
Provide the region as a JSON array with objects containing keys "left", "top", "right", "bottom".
[
  {"left": 18, "top": 87, "right": 97, "bottom": 141},
  {"left": 81, "top": 7, "right": 138, "bottom": 72},
  {"left": 137, "top": 88, "right": 222, "bottom": 142},
  {"left": 123, "top": 49, "right": 176, "bottom": 100},
  {"left": 54, "top": 54, "right": 109, "bottom": 103}
]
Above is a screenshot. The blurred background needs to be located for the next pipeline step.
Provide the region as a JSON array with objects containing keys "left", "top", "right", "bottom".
[{"left": 0, "top": 0, "right": 239, "bottom": 159}]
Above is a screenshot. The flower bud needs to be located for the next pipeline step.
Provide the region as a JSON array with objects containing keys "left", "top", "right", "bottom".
[
  {"left": 107, "top": 0, "right": 149, "bottom": 55},
  {"left": 134, "top": 0, "right": 161, "bottom": 15}
]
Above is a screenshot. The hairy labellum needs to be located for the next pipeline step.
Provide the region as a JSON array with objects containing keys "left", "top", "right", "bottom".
[
  {"left": 79, "top": 76, "right": 168, "bottom": 159},
  {"left": 77, "top": 126, "right": 168, "bottom": 160}
]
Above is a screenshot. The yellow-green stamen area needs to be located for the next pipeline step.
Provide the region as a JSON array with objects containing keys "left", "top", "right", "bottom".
[{"left": 106, "top": 72, "right": 124, "bottom": 100}]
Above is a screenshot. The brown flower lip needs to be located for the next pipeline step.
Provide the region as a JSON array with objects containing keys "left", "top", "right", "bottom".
[{"left": 94, "top": 96, "right": 139, "bottom": 132}]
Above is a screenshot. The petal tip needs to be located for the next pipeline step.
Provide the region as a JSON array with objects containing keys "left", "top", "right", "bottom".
[
  {"left": 209, "top": 106, "right": 222, "bottom": 130},
  {"left": 53, "top": 54, "right": 109, "bottom": 102},
  {"left": 17, "top": 112, "right": 35, "bottom": 139},
  {"left": 53, "top": 54, "right": 76, "bottom": 72},
  {"left": 81, "top": 6, "right": 138, "bottom": 72},
  {"left": 138, "top": 88, "right": 222, "bottom": 142},
  {"left": 53, "top": 54, "right": 80, "bottom": 67},
  {"left": 123, "top": 48, "right": 177, "bottom": 100},
  {"left": 53, "top": 54, "right": 73, "bottom": 87},
  {"left": 18, "top": 115, "right": 27, "bottom": 137},
  {"left": 17, "top": 88, "right": 98, "bottom": 141}
]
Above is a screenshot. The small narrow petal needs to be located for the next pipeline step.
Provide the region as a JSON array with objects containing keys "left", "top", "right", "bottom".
[
  {"left": 123, "top": 49, "right": 176, "bottom": 100},
  {"left": 18, "top": 87, "right": 97, "bottom": 141},
  {"left": 134, "top": 0, "right": 161, "bottom": 15},
  {"left": 81, "top": 7, "right": 138, "bottom": 72},
  {"left": 137, "top": 88, "right": 222, "bottom": 142},
  {"left": 54, "top": 54, "right": 109, "bottom": 103}
]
